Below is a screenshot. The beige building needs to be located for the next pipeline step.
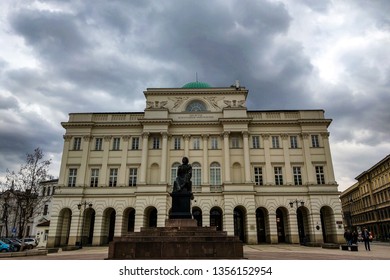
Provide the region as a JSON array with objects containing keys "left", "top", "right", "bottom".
[
  {"left": 47, "top": 81, "right": 344, "bottom": 248},
  {"left": 340, "top": 154, "right": 390, "bottom": 240}
]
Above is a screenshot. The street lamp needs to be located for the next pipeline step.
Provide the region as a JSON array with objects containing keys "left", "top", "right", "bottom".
[
  {"left": 289, "top": 199, "right": 304, "bottom": 209},
  {"left": 76, "top": 201, "right": 92, "bottom": 248}
]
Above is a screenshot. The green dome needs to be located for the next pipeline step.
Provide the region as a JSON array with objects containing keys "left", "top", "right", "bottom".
[{"left": 182, "top": 81, "right": 211, "bottom": 89}]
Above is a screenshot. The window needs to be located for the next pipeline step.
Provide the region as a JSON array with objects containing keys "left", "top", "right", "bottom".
[
  {"left": 290, "top": 136, "right": 298, "bottom": 149},
  {"left": 42, "top": 187, "right": 46, "bottom": 196},
  {"left": 186, "top": 100, "right": 207, "bottom": 112},
  {"left": 131, "top": 137, "right": 139, "bottom": 150},
  {"left": 231, "top": 136, "right": 240, "bottom": 148},
  {"left": 210, "top": 162, "right": 221, "bottom": 186},
  {"left": 211, "top": 137, "right": 218, "bottom": 149},
  {"left": 192, "top": 162, "right": 201, "bottom": 186},
  {"left": 174, "top": 137, "right": 181, "bottom": 150},
  {"left": 47, "top": 187, "right": 51, "bottom": 196},
  {"left": 129, "top": 168, "right": 137, "bottom": 186},
  {"left": 90, "top": 169, "right": 99, "bottom": 187},
  {"left": 252, "top": 136, "right": 260, "bottom": 149},
  {"left": 109, "top": 168, "right": 118, "bottom": 187},
  {"left": 316, "top": 166, "right": 325, "bottom": 184},
  {"left": 272, "top": 136, "right": 280, "bottom": 148},
  {"left": 95, "top": 138, "right": 103, "bottom": 150},
  {"left": 293, "top": 166, "right": 302, "bottom": 185},
  {"left": 68, "top": 168, "right": 77, "bottom": 187},
  {"left": 73, "top": 137, "right": 81, "bottom": 150},
  {"left": 152, "top": 137, "right": 160, "bottom": 149},
  {"left": 171, "top": 162, "right": 180, "bottom": 185},
  {"left": 112, "top": 137, "right": 121, "bottom": 150},
  {"left": 274, "top": 167, "right": 283, "bottom": 185},
  {"left": 43, "top": 205, "right": 49, "bottom": 216},
  {"left": 254, "top": 167, "right": 263, "bottom": 185},
  {"left": 193, "top": 137, "right": 200, "bottom": 150},
  {"left": 311, "top": 135, "right": 320, "bottom": 148}
]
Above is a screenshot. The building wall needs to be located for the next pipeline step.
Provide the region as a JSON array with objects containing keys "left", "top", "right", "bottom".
[
  {"left": 47, "top": 85, "right": 344, "bottom": 247},
  {"left": 341, "top": 155, "right": 390, "bottom": 240}
]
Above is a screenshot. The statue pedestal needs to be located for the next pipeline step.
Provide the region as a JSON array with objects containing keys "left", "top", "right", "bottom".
[{"left": 169, "top": 191, "right": 192, "bottom": 219}]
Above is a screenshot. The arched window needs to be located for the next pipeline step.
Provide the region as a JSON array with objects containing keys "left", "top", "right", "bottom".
[
  {"left": 171, "top": 162, "right": 181, "bottom": 185},
  {"left": 192, "top": 162, "right": 201, "bottom": 186},
  {"left": 185, "top": 100, "right": 207, "bottom": 112},
  {"left": 210, "top": 162, "right": 221, "bottom": 186}
]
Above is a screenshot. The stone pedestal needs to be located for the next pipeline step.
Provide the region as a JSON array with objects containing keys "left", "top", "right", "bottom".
[
  {"left": 169, "top": 191, "right": 192, "bottom": 219},
  {"left": 107, "top": 219, "right": 243, "bottom": 259}
]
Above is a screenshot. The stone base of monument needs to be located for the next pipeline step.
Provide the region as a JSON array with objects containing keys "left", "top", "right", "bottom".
[{"left": 107, "top": 219, "right": 243, "bottom": 259}]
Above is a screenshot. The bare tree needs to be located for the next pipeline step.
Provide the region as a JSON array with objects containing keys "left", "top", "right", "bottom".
[{"left": 1, "top": 148, "right": 52, "bottom": 249}]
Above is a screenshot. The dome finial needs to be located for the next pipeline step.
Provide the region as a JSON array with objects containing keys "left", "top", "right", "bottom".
[{"left": 196, "top": 72, "right": 198, "bottom": 82}]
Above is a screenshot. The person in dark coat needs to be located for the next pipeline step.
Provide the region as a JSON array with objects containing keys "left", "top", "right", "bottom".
[{"left": 362, "top": 228, "right": 371, "bottom": 251}]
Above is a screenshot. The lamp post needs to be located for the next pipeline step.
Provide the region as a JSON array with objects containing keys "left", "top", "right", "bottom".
[
  {"left": 76, "top": 201, "right": 92, "bottom": 248},
  {"left": 289, "top": 199, "right": 305, "bottom": 244}
]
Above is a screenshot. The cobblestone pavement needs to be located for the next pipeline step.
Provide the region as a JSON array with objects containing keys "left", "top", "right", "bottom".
[{"left": 1, "top": 242, "right": 389, "bottom": 260}]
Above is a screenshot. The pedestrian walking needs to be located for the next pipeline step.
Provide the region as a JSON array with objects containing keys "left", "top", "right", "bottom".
[
  {"left": 344, "top": 229, "right": 352, "bottom": 245},
  {"left": 362, "top": 227, "right": 371, "bottom": 251}
]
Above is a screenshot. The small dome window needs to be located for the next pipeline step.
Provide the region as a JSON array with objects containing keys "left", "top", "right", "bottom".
[{"left": 185, "top": 100, "right": 207, "bottom": 112}]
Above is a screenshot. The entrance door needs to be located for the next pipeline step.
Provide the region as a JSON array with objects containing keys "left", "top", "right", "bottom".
[
  {"left": 297, "top": 208, "right": 305, "bottom": 244},
  {"left": 210, "top": 208, "right": 223, "bottom": 231},
  {"left": 276, "top": 209, "right": 286, "bottom": 243},
  {"left": 234, "top": 208, "right": 245, "bottom": 242},
  {"left": 256, "top": 208, "right": 267, "bottom": 243}
]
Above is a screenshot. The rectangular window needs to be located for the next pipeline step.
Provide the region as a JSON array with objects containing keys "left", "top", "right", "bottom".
[
  {"left": 272, "top": 136, "right": 280, "bottom": 148},
  {"left": 73, "top": 137, "right": 81, "bottom": 150},
  {"left": 153, "top": 137, "right": 160, "bottom": 149},
  {"left": 316, "top": 166, "right": 325, "bottom": 184},
  {"left": 293, "top": 166, "right": 302, "bottom": 185},
  {"left": 211, "top": 137, "right": 218, "bottom": 149},
  {"left": 274, "top": 167, "right": 283, "bottom": 185},
  {"left": 95, "top": 138, "right": 103, "bottom": 151},
  {"left": 210, "top": 165, "right": 221, "bottom": 185},
  {"left": 311, "top": 135, "right": 320, "bottom": 148},
  {"left": 68, "top": 168, "right": 77, "bottom": 187},
  {"left": 128, "top": 168, "right": 137, "bottom": 186},
  {"left": 231, "top": 136, "right": 240, "bottom": 148},
  {"left": 43, "top": 205, "right": 49, "bottom": 216},
  {"left": 193, "top": 137, "right": 200, "bottom": 150},
  {"left": 192, "top": 165, "right": 201, "bottom": 186},
  {"left": 252, "top": 136, "right": 260, "bottom": 149},
  {"left": 290, "top": 136, "right": 298, "bottom": 149},
  {"left": 131, "top": 137, "right": 139, "bottom": 150},
  {"left": 47, "top": 187, "right": 51, "bottom": 196},
  {"left": 90, "top": 168, "right": 99, "bottom": 187},
  {"left": 174, "top": 137, "right": 181, "bottom": 150},
  {"left": 254, "top": 167, "right": 263, "bottom": 185},
  {"left": 109, "top": 168, "right": 118, "bottom": 187},
  {"left": 112, "top": 137, "right": 121, "bottom": 150}
]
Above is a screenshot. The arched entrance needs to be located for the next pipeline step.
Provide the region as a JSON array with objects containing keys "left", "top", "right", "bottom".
[
  {"left": 54, "top": 208, "right": 72, "bottom": 247},
  {"left": 256, "top": 208, "right": 267, "bottom": 243},
  {"left": 81, "top": 208, "right": 95, "bottom": 246},
  {"left": 234, "top": 207, "right": 246, "bottom": 242},
  {"left": 145, "top": 207, "right": 157, "bottom": 228},
  {"left": 276, "top": 208, "right": 287, "bottom": 243},
  {"left": 296, "top": 207, "right": 310, "bottom": 244},
  {"left": 320, "top": 206, "right": 336, "bottom": 243},
  {"left": 210, "top": 207, "right": 223, "bottom": 231},
  {"left": 123, "top": 208, "right": 135, "bottom": 233},
  {"left": 192, "top": 207, "right": 202, "bottom": 226},
  {"left": 102, "top": 208, "right": 116, "bottom": 244}
]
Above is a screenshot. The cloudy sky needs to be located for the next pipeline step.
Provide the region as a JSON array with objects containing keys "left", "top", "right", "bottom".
[{"left": 0, "top": 0, "right": 389, "bottom": 192}]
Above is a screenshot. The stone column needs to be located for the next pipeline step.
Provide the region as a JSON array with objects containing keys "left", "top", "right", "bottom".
[
  {"left": 184, "top": 134, "right": 190, "bottom": 156},
  {"left": 119, "top": 135, "right": 130, "bottom": 187},
  {"left": 202, "top": 134, "right": 209, "bottom": 185},
  {"left": 281, "top": 134, "right": 293, "bottom": 185},
  {"left": 242, "top": 131, "right": 251, "bottom": 183},
  {"left": 268, "top": 212, "right": 278, "bottom": 244},
  {"left": 77, "top": 135, "right": 92, "bottom": 187},
  {"left": 100, "top": 136, "right": 112, "bottom": 187},
  {"left": 58, "top": 135, "right": 72, "bottom": 187},
  {"left": 288, "top": 211, "right": 300, "bottom": 243},
  {"left": 301, "top": 133, "right": 314, "bottom": 184},
  {"left": 321, "top": 132, "right": 336, "bottom": 184},
  {"left": 160, "top": 132, "right": 168, "bottom": 184},
  {"left": 246, "top": 211, "right": 258, "bottom": 244},
  {"left": 223, "top": 132, "right": 231, "bottom": 183},
  {"left": 114, "top": 213, "right": 123, "bottom": 237},
  {"left": 139, "top": 132, "right": 149, "bottom": 185},
  {"left": 92, "top": 213, "right": 103, "bottom": 246},
  {"left": 262, "top": 134, "right": 273, "bottom": 185}
]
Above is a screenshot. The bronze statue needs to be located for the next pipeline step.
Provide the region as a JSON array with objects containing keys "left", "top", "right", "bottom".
[{"left": 173, "top": 157, "right": 192, "bottom": 193}]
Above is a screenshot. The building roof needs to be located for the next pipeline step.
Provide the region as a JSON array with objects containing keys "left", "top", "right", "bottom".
[{"left": 182, "top": 81, "right": 211, "bottom": 89}]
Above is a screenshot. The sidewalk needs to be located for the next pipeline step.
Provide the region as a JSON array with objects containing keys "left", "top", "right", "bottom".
[{"left": 1, "top": 242, "right": 389, "bottom": 260}]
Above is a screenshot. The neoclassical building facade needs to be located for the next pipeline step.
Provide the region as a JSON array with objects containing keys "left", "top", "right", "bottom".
[{"left": 47, "top": 81, "right": 344, "bottom": 247}]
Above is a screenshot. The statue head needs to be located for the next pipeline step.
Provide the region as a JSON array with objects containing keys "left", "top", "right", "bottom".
[{"left": 182, "top": 157, "right": 189, "bottom": 164}]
